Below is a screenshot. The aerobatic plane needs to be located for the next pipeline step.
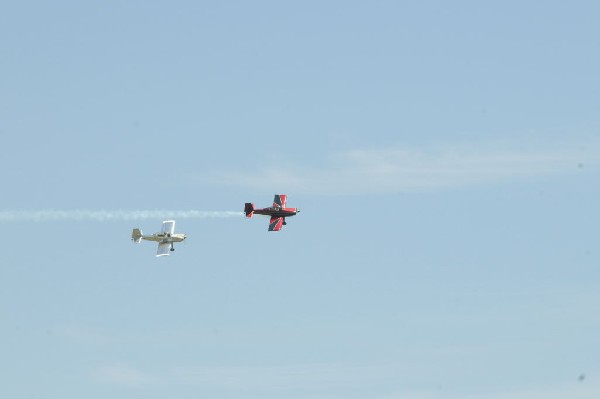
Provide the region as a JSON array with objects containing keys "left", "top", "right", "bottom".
[
  {"left": 131, "top": 220, "right": 187, "bottom": 256},
  {"left": 244, "top": 194, "right": 300, "bottom": 231}
]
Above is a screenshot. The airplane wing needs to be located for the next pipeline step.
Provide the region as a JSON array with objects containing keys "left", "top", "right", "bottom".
[
  {"left": 273, "top": 194, "right": 287, "bottom": 208},
  {"left": 268, "top": 216, "right": 284, "bottom": 231},
  {"left": 161, "top": 220, "right": 176, "bottom": 235},
  {"left": 157, "top": 242, "right": 171, "bottom": 257}
]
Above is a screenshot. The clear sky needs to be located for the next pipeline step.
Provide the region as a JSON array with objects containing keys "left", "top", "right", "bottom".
[{"left": 1, "top": 1, "right": 599, "bottom": 398}]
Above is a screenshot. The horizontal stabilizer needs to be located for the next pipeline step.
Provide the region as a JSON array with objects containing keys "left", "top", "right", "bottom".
[
  {"left": 131, "top": 228, "right": 143, "bottom": 243},
  {"left": 244, "top": 203, "right": 255, "bottom": 218}
]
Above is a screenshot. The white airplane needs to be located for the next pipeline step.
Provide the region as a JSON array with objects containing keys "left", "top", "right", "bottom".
[{"left": 131, "top": 220, "right": 187, "bottom": 257}]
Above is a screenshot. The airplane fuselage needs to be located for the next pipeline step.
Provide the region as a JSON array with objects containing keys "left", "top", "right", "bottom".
[
  {"left": 252, "top": 207, "right": 299, "bottom": 218},
  {"left": 141, "top": 233, "right": 186, "bottom": 243}
]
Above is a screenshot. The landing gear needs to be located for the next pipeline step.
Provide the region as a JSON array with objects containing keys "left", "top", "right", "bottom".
[{"left": 170, "top": 244, "right": 175, "bottom": 252}]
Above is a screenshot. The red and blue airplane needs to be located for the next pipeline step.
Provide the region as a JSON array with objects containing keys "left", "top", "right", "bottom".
[{"left": 244, "top": 194, "right": 300, "bottom": 231}]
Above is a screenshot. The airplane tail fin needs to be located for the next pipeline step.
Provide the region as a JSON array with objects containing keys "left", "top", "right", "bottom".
[
  {"left": 244, "top": 203, "right": 255, "bottom": 218},
  {"left": 131, "top": 228, "right": 143, "bottom": 243}
]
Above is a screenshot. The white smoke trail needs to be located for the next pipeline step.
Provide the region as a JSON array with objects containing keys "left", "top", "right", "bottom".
[{"left": 0, "top": 210, "right": 244, "bottom": 222}]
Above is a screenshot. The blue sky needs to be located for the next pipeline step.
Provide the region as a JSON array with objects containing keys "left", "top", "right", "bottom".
[{"left": 1, "top": 1, "right": 599, "bottom": 398}]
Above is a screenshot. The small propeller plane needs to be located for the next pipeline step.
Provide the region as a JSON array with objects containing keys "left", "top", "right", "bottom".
[
  {"left": 244, "top": 194, "right": 300, "bottom": 231},
  {"left": 131, "top": 220, "right": 187, "bottom": 257}
]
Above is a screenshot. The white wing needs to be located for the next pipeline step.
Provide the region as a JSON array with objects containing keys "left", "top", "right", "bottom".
[
  {"left": 161, "top": 220, "right": 176, "bottom": 235},
  {"left": 156, "top": 242, "right": 171, "bottom": 257}
]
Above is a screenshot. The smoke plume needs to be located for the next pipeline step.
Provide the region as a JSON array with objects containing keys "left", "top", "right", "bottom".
[{"left": 0, "top": 210, "right": 243, "bottom": 222}]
